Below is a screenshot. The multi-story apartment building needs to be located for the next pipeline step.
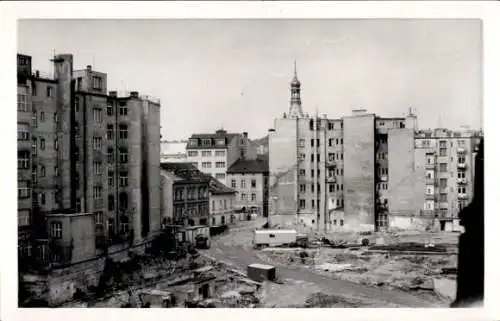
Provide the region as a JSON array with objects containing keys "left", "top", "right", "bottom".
[
  {"left": 268, "top": 63, "right": 481, "bottom": 232},
  {"left": 161, "top": 140, "right": 188, "bottom": 163},
  {"left": 226, "top": 156, "right": 269, "bottom": 218},
  {"left": 160, "top": 162, "right": 210, "bottom": 226},
  {"left": 17, "top": 53, "right": 161, "bottom": 266},
  {"left": 185, "top": 129, "right": 256, "bottom": 185}
]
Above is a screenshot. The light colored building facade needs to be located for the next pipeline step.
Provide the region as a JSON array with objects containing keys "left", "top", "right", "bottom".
[
  {"left": 160, "top": 163, "right": 210, "bottom": 226},
  {"left": 226, "top": 157, "right": 269, "bottom": 218},
  {"left": 186, "top": 130, "right": 256, "bottom": 185},
  {"left": 17, "top": 53, "right": 161, "bottom": 267},
  {"left": 161, "top": 140, "right": 188, "bottom": 163},
  {"left": 206, "top": 177, "right": 237, "bottom": 226},
  {"left": 269, "top": 63, "right": 482, "bottom": 232}
]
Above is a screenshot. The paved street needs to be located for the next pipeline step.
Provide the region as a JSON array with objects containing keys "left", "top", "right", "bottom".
[{"left": 204, "top": 218, "right": 440, "bottom": 307}]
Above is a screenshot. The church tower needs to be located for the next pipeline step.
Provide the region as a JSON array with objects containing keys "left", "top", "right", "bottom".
[{"left": 288, "top": 61, "right": 304, "bottom": 118}]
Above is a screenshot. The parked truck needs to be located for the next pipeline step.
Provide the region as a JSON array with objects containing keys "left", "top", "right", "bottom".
[
  {"left": 252, "top": 229, "right": 297, "bottom": 248},
  {"left": 176, "top": 225, "right": 211, "bottom": 249}
]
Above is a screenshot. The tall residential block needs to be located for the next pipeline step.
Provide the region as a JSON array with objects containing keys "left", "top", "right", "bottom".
[
  {"left": 268, "top": 63, "right": 482, "bottom": 232},
  {"left": 17, "top": 53, "right": 161, "bottom": 266}
]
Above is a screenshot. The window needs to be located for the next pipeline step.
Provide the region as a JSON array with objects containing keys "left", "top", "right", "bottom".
[
  {"left": 458, "top": 156, "right": 466, "bottom": 164},
  {"left": 439, "top": 163, "right": 447, "bottom": 172},
  {"left": 119, "top": 124, "right": 128, "bottom": 139},
  {"left": 458, "top": 187, "right": 467, "bottom": 194},
  {"left": 107, "top": 171, "right": 114, "bottom": 188},
  {"left": 40, "top": 111, "right": 45, "bottom": 122},
  {"left": 17, "top": 123, "right": 30, "bottom": 141},
  {"left": 439, "top": 178, "right": 447, "bottom": 188},
  {"left": 46, "top": 86, "right": 53, "bottom": 98},
  {"left": 93, "top": 107, "right": 103, "bottom": 123},
  {"left": 458, "top": 171, "right": 465, "bottom": 179},
  {"left": 241, "top": 179, "right": 246, "bottom": 188},
  {"left": 215, "top": 162, "right": 226, "bottom": 168},
  {"left": 93, "top": 136, "right": 102, "bottom": 150},
  {"left": 231, "top": 179, "right": 236, "bottom": 188},
  {"left": 188, "top": 151, "right": 198, "bottom": 157},
  {"left": 311, "top": 200, "right": 315, "bottom": 209},
  {"left": 311, "top": 139, "right": 315, "bottom": 147},
  {"left": 50, "top": 222, "right": 62, "bottom": 239},
  {"left": 17, "top": 86, "right": 29, "bottom": 111},
  {"left": 251, "top": 193, "right": 256, "bottom": 201},
  {"left": 311, "top": 184, "right": 315, "bottom": 192},
  {"left": 311, "top": 154, "right": 314, "bottom": 162},
  {"left": 119, "top": 172, "right": 128, "bottom": 187},
  {"left": 119, "top": 192, "right": 128, "bottom": 209},
  {"left": 93, "top": 161, "right": 103, "bottom": 175},
  {"left": 119, "top": 148, "right": 128, "bottom": 163},
  {"left": 31, "top": 137, "right": 37, "bottom": 156},
  {"left": 92, "top": 76, "right": 103, "bottom": 90},
  {"left": 95, "top": 211, "right": 104, "bottom": 226},
  {"left": 54, "top": 138, "right": 59, "bottom": 151},
  {"left": 203, "top": 139, "right": 212, "bottom": 146},
  {"left": 18, "top": 151, "right": 30, "bottom": 169},
  {"left": 299, "top": 199, "right": 305, "bottom": 209},
  {"left": 439, "top": 193, "right": 447, "bottom": 202},
  {"left": 40, "top": 165, "right": 46, "bottom": 177},
  {"left": 18, "top": 210, "right": 30, "bottom": 227},
  {"left": 18, "top": 181, "right": 30, "bottom": 199},
  {"left": 241, "top": 193, "right": 247, "bottom": 201},
  {"left": 54, "top": 112, "right": 59, "bottom": 124},
  {"left": 300, "top": 184, "right": 306, "bottom": 192},
  {"left": 188, "top": 139, "right": 198, "bottom": 147},
  {"left": 299, "top": 169, "right": 305, "bottom": 176},
  {"left": 40, "top": 192, "right": 46, "bottom": 205},
  {"left": 215, "top": 150, "right": 226, "bottom": 157},
  {"left": 107, "top": 147, "right": 114, "bottom": 163},
  {"left": 311, "top": 169, "right": 314, "bottom": 177},
  {"left": 107, "top": 124, "right": 114, "bottom": 140},
  {"left": 202, "top": 151, "right": 212, "bottom": 157},
  {"left": 107, "top": 102, "right": 113, "bottom": 116},
  {"left": 93, "top": 186, "right": 103, "bottom": 199},
  {"left": 215, "top": 173, "right": 225, "bottom": 180},
  {"left": 202, "top": 162, "right": 211, "bottom": 169},
  {"left": 251, "top": 179, "right": 257, "bottom": 188},
  {"left": 119, "top": 102, "right": 128, "bottom": 116},
  {"left": 74, "top": 98, "right": 80, "bottom": 112}
]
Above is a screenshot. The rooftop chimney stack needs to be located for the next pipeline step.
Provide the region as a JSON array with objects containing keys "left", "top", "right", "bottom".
[{"left": 86, "top": 65, "right": 92, "bottom": 71}]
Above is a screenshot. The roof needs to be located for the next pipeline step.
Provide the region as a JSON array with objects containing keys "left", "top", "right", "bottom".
[
  {"left": 248, "top": 263, "right": 275, "bottom": 270},
  {"left": 186, "top": 130, "right": 242, "bottom": 150},
  {"left": 160, "top": 162, "right": 210, "bottom": 183},
  {"left": 255, "top": 229, "right": 297, "bottom": 234},
  {"left": 205, "top": 175, "right": 236, "bottom": 195},
  {"left": 227, "top": 157, "right": 269, "bottom": 174}
]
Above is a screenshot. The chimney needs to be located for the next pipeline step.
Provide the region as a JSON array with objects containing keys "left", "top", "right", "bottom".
[
  {"left": 35, "top": 70, "right": 40, "bottom": 78},
  {"left": 109, "top": 91, "right": 117, "bottom": 97},
  {"left": 130, "top": 91, "right": 139, "bottom": 98},
  {"left": 243, "top": 132, "right": 248, "bottom": 139},
  {"left": 86, "top": 65, "right": 92, "bottom": 71}
]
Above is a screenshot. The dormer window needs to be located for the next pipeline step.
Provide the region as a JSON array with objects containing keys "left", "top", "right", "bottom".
[
  {"left": 216, "top": 138, "right": 225, "bottom": 146},
  {"left": 203, "top": 139, "right": 211, "bottom": 146},
  {"left": 188, "top": 139, "right": 198, "bottom": 147}
]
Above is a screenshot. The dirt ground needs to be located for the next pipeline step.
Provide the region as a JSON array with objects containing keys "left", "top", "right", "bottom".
[{"left": 257, "top": 246, "right": 457, "bottom": 305}]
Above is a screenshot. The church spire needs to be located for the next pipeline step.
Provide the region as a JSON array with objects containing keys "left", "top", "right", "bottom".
[{"left": 288, "top": 60, "right": 303, "bottom": 118}]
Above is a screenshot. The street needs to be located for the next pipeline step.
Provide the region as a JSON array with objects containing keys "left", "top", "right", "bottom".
[{"left": 204, "top": 218, "right": 441, "bottom": 307}]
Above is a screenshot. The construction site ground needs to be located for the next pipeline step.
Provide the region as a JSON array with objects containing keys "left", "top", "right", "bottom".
[{"left": 61, "top": 216, "right": 458, "bottom": 308}]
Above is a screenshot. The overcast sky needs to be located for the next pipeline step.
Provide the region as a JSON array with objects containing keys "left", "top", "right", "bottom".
[{"left": 18, "top": 19, "right": 482, "bottom": 140}]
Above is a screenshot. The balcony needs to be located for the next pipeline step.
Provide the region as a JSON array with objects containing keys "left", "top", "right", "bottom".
[
  {"left": 425, "top": 163, "right": 435, "bottom": 169},
  {"left": 457, "top": 163, "right": 467, "bottom": 170},
  {"left": 379, "top": 175, "right": 388, "bottom": 182},
  {"left": 457, "top": 147, "right": 466, "bottom": 154},
  {"left": 457, "top": 178, "right": 468, "bottom": 185},
  {"left": 326, "top": 160, "right": 336, "bottom": 168},
  {"left": 327, "top": 176, "right": 336, "bottom": 183},
  {"left": 458, "top": 193, "right": 468, "bottom": 200},
  {"left": 425, "top": 193, "right": 435, "bottom": 200}
]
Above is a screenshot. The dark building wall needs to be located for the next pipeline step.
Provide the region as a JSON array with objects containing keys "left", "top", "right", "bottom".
[{"left": 343, "top": 113, "right": 375, "bottom": 228}]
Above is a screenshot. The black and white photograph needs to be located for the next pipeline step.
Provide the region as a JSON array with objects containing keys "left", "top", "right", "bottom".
[{"left": 1, "top": 2, "right": 498, "bottom": 318}]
